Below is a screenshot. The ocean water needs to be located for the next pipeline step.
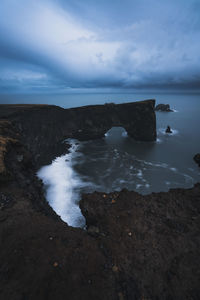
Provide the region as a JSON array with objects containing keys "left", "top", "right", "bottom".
[{"left": 32, "top": 92, "right": 200, "bottom": 227}]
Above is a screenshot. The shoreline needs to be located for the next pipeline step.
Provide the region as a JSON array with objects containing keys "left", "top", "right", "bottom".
[{"left": 0, "top": 103, "right": 200, "bottom": 299}]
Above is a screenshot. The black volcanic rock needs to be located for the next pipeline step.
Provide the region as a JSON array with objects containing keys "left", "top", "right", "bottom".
[
  {"left": 194, "top": 153, "right": 200, "bottom": 167},
  {"left": 80, "top": 185, "right": 200, "bottom": 299},
  {"left": 155, "top": 103, "right": 173, "bottom": 112},
  {"left": 0, "top": 101, "right": 156, "bottom": 167},
  {"left": 0, "top": 102, "right": 200, "bottom": 299},
  {"left": 166, "top": 125, "right": 172, "bottom": 133}
]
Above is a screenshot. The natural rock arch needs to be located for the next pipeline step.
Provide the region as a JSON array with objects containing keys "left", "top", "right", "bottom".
[
  {"left": 71, "top": 100, "right": 157, "bottom": 142},
  {"left": 0, "top": 99, "right": 156, "bottom": 166}
]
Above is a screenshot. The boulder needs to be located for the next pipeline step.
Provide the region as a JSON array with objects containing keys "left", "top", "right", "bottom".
[
  {"left": 165, "top": 125, "right": 172, "bottom": 134},
  {"left": 155, "top": 104, "right": 173, "bottom": 112}
]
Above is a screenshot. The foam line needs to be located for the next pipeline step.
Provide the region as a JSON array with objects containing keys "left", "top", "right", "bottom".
[{"left": 37, "top": 140, "right": 86, "bottom": 228}]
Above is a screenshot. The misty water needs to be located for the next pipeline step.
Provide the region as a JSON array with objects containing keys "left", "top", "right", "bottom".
[{"left": 36, "top": 92, "right": 200, "bottom": 227}]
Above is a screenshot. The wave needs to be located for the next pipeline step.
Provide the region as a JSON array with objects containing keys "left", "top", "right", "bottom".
[{"left": 37, "top": 139, "right": 88, "bottom": 228}]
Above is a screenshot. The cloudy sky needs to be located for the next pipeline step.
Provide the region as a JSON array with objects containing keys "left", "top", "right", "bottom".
[{"left": 0, "top": 0, "right": 200, "bottom": 93}]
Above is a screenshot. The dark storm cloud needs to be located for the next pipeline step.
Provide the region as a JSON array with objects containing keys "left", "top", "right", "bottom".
[{"left": 0, "top": 0, "right": 200, "bottom": 92}]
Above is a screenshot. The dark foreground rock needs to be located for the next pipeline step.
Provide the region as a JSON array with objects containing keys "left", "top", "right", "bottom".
[
  {"left": 193, "top": 153, "right": 200, "bottom": 167},
  {"left": 155, "top": 104, "right": 173, "bottom": 112},
  {"left": 0, "top": 104, "right": 200, "bottom": 299},
  {"left": 80, "top": 186, "right": 200, "bottom": 299}
]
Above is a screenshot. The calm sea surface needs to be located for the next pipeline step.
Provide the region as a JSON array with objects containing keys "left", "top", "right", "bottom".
[{"left": 2, "top": 92, "right": 199, "bottom": 227}]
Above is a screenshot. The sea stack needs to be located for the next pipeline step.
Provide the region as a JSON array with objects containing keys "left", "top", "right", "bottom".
[
  {"left": 155, "top": 104, "right": 173, "bottom": 112},
  {"left": 165, "top": 125, "right": 172, "bottom": 133}
]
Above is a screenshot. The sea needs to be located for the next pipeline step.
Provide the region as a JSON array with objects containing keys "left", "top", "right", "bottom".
[{"left": 1, "top": 91, "right": 200, "bottom": 227}]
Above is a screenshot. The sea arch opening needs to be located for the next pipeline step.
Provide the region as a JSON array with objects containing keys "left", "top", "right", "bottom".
[{"left": 105, "top": 127, "right": 128, "bottom": 144}]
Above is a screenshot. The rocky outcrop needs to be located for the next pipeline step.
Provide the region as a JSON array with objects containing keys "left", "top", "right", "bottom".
[
  {"left": 194, "top": 153, "right": 200, "bottom": 167},
  {"left": 0, "top": 100, "right": 156, "bottom": 167},
  {"left": 80, "top": 186, "right": 200, "bottom": 299},
  {"left": 165, "top": 125, "right": 172, "bottom": 133},
  {"left": 155, "top": 104, "right": 173, "bottom": 112}
]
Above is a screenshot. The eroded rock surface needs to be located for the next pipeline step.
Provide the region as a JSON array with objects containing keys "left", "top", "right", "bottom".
[{"left": 155, "top": 104, "right": 173, "bottom": 112}]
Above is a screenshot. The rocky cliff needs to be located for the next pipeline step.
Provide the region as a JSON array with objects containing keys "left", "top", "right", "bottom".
[
  {"left": 0, "top": 100, "right": 156, "bottom": 167},
  {"left": 0, "top": 102, "right": 199, "bottom": 300}
]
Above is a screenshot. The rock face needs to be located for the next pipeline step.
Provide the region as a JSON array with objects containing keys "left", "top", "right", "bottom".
[
  {"left": 194, "top": 153, "right": 200, "bottom": 167},
  {"left": 0, "top": 100, "right": 156, "bottom": 167},
  {"left": 155, "top": 103, "right": 173, "bottom": 112},
  {"left": 0, "top": 103, "right": 200, "bottom": 299},
  {"left": 80, "top": 187, "right": 200, "bottom": 299}
]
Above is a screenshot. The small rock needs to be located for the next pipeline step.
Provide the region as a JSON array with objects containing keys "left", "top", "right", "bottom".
[
  {"left": 100, "top": 232, "right": 106, "bottom": 237},
  {"left": 53, "top": 262, "right": 58, "bottom": 267},
  {"left": 0, "top": 215, "right": 7, "bottom": 222},
  {"left": 49, "top": 237, "right": 53, "bottom": 240},
  {"left": 112, "top": 265, "right": 119, "bottom": 272},
  {"left": 118, "top": 292, "right": 124, "bottom": 300},
  {"left": 17, "top": 155, "right": 23, "bottom": 162},
  {"left": 87, "top": 226, "right": 100, "bottom": 234},
  {"left": 0, "top": 193, "right": 13, "bottom": 209},
  {"left": 165, "top": 126, "right": 172, "bottom": 134}
]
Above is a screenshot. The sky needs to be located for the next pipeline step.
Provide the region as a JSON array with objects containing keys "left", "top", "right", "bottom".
[{"left": 0, "top": 0, "right": 200, "bottom": 93}]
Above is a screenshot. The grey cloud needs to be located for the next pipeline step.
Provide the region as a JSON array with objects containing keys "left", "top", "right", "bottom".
[{"left": 0, "top": 0, "right": 200, "bottom": 93}]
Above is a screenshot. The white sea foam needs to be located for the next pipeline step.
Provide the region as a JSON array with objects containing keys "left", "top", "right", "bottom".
[
  {"left": 37, "top": 140, "right": 88, "bottom": 228},
  {"left": 137, "top": 170, "right": 143, "bottom": 178},
  {"left": 154, "top": 162, "right": 168, "bottom": 168},
  {"left": 136, "top": 184, "right": 142, "bottom": 189},
  {"left": 156, "top": 138, "right": 162, "bottom": 144},
  {"left": 165, "top": 181, "right": 171, "bottom": 185},
  {"left": 120, "top": 179, "right": 126, "bottom": 183},
  {"left": 122, "top": 131, "right": 128, "bottom": 137}
]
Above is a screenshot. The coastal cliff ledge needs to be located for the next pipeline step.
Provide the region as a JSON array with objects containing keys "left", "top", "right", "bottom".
[{"left": 0, "top": 102, "right": 199, "bottom": 300}]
